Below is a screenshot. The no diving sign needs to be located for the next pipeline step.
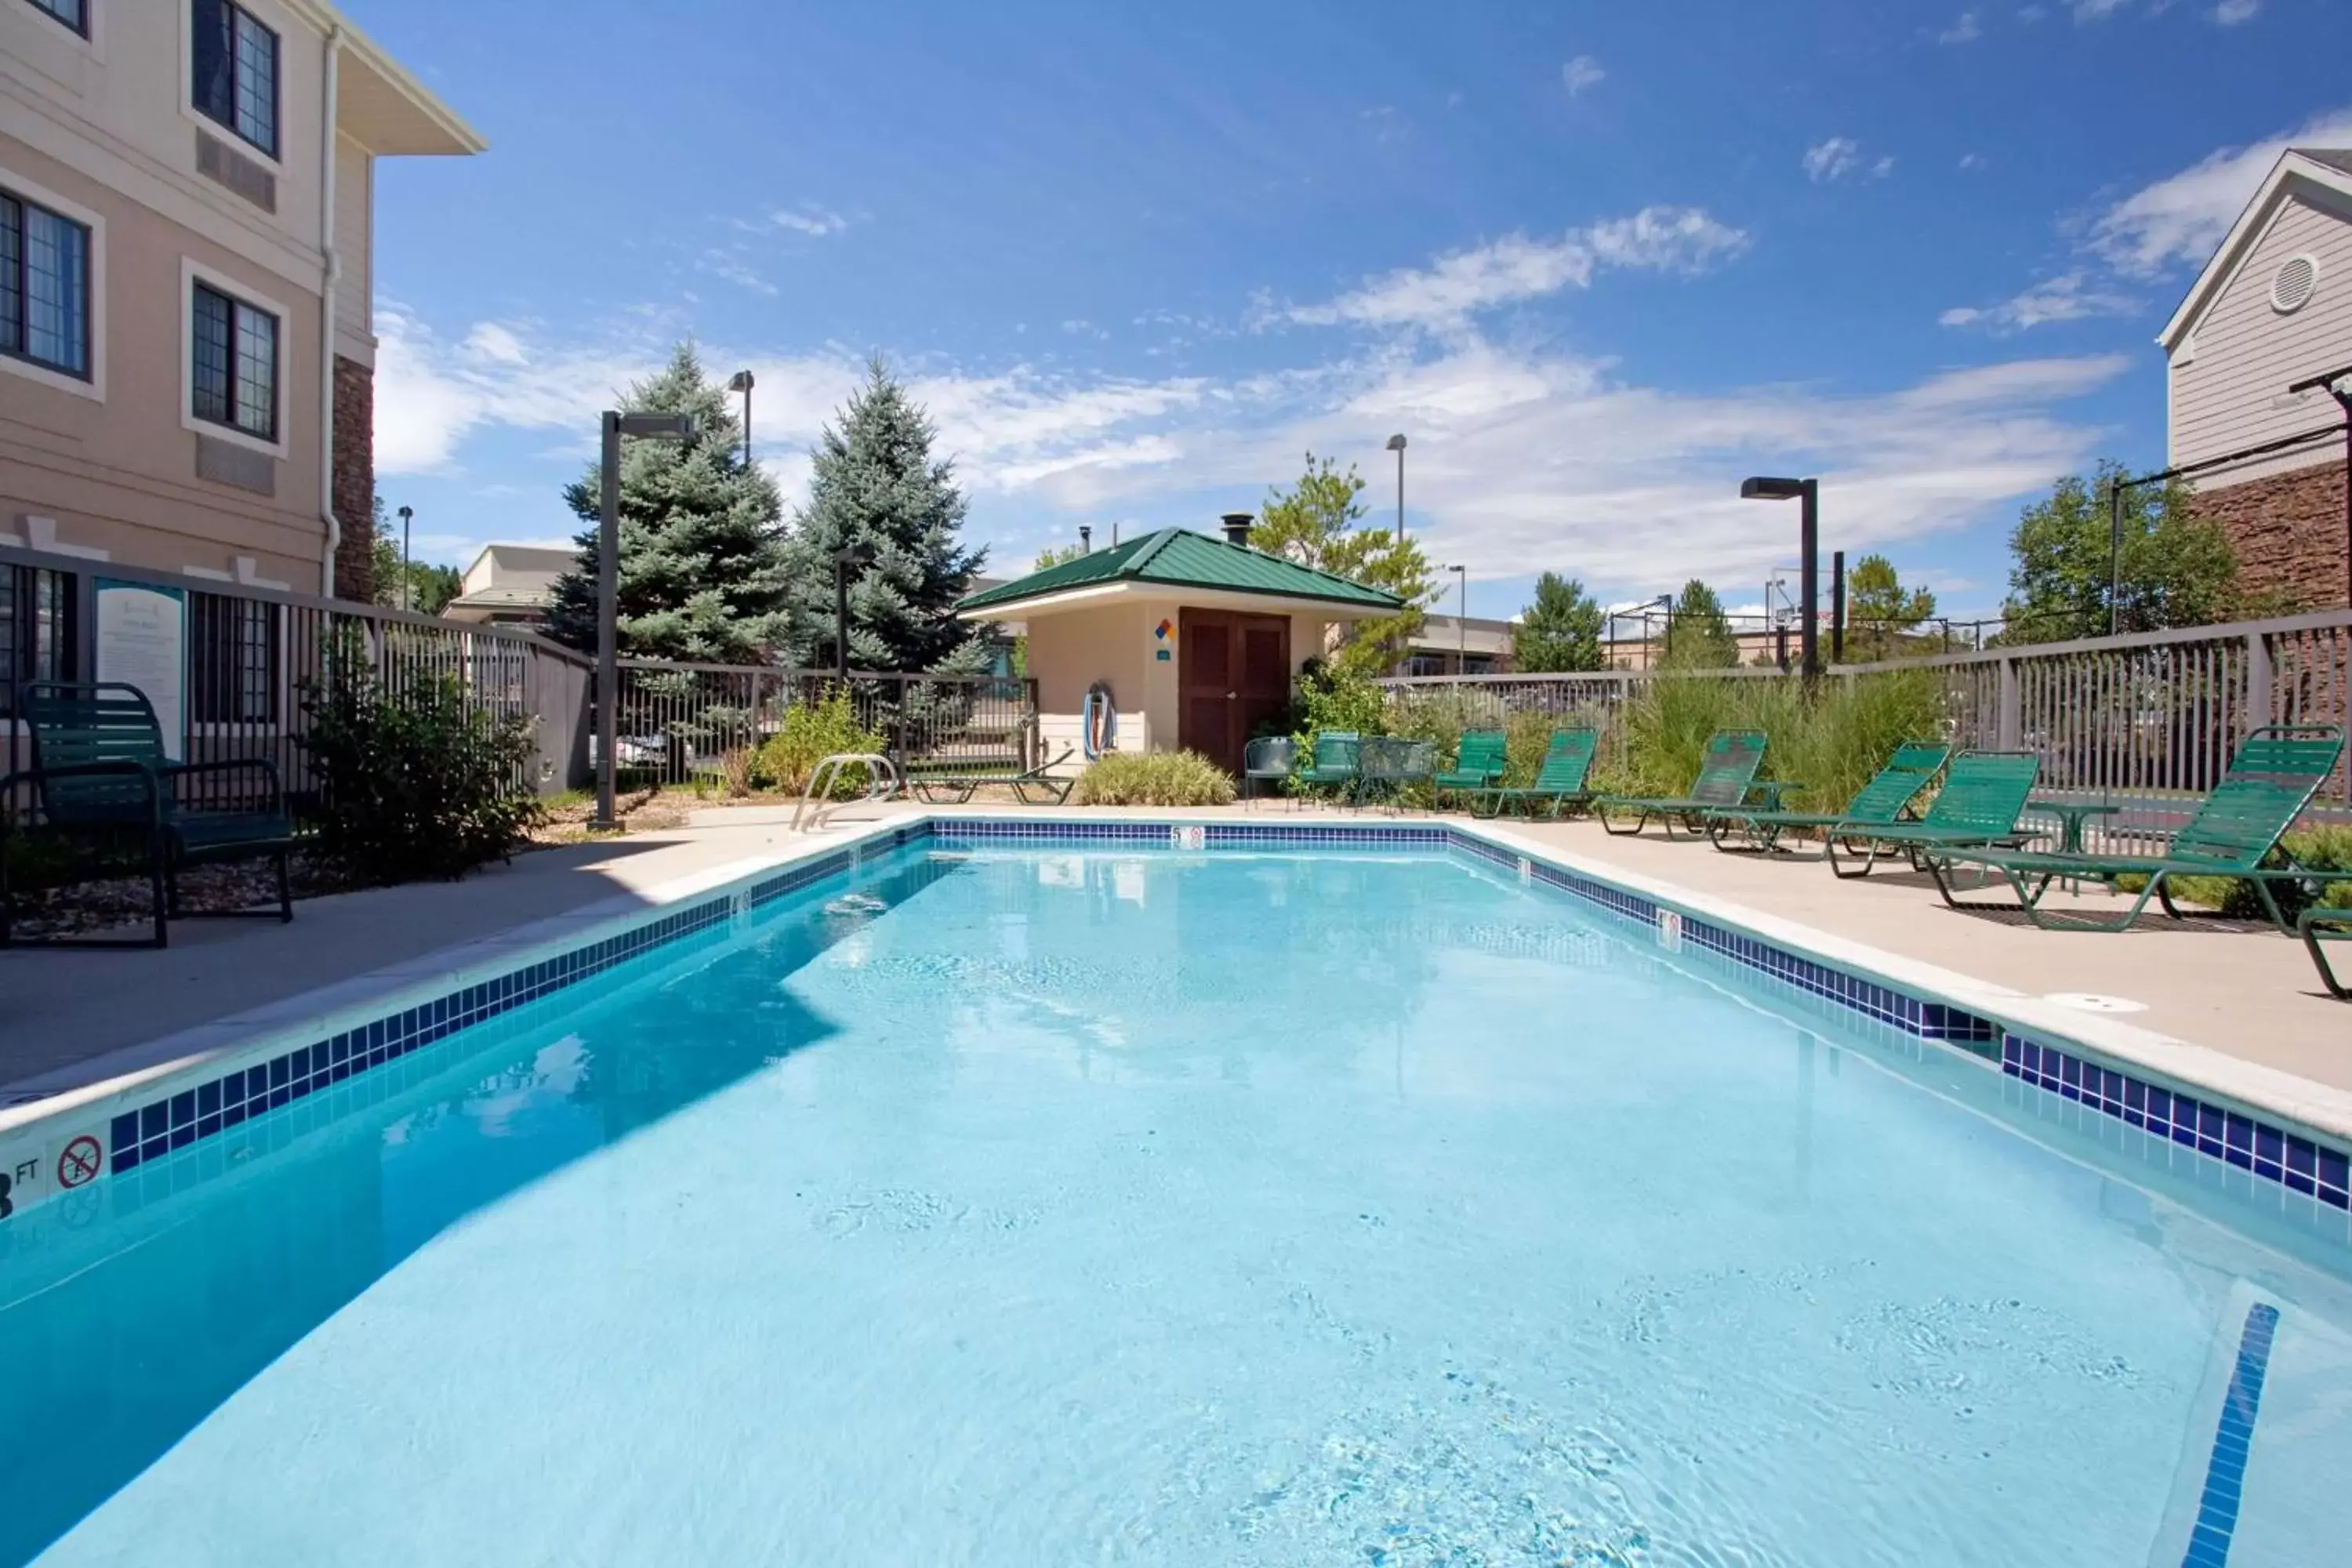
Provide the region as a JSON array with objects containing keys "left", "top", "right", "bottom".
[
  {"left": 0, "top": 1127, "right": 106, "bottom": 1222},
  {"left": 56, "top": 1136, "right": 103, "bottom": 1189}
]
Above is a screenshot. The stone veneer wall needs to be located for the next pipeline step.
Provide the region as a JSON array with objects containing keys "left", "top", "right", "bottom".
[
  {"left": 331, "top": 355, "right": 376, "bottom": 602},
  {"left": 2194, "top": 458, "right": 2350, "bottom": 612}
]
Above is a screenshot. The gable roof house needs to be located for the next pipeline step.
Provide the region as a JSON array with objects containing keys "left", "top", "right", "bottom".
[{"left": 2161, "top": 147, "right": 2352, "bottom": 611}]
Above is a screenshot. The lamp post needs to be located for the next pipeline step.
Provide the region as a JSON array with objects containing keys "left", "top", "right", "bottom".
[
  {"left": 1446, "top": 563, "right": 1466, "bottom": 670},
  {"left": 395, "top": 504, "right": 413, "bottom": 611},
  {"left": 2285, "top": 361, "right": 2352, "bottom": 610},
  {"left": 594, "top": 410, "right": 696, "bottom": 831},
  {"left": 727, "top": 369, "right": 755, "bottom": 469},
  {"left": 1385, "top": 434, "right": 1407, "bottom": 542},
  {"left": 1740, "top": 476, "right": 1820, "bottom": 679}
]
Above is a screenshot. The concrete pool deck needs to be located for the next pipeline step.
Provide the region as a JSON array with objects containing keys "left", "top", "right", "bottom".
[{"left": 2, "top": 801, "right": 2343, "bottom": 1113}]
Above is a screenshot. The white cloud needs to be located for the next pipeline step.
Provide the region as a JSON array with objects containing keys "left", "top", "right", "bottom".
[
  {"left": 1958, "top": 152, "right": 1986, "bottom": 171},
  {"left": 373, "top": 304, "right": 664, "bottom": 475},
  {"left": 1872, "top": 154, "right": 1897, "bottom": 179},
  {"left": 1562, "top": 56, "right": 1606, "bottom": 95},
  {"left": 1938, "top": 11, "right": 1984, "bottom": 42},
  {"left": 763, "top": 205, "right": 851, "bottom": 237},
  {"left": 2088, "top": 106, "right": 2352, "bottom": 274},
  {"left": 699, "top": 249, "right": 777, "bottom": 296},
  {"left": 1803, "top": 137, "right": 1859, "bottom": 183},
  {"left": 1290, "top": 206, "right": 1748, "bottom": 332},
  {"left": 2212, "top": 0, "right": 2258, "bottom": 18},
  {"left": 2072, "top": 0, "right": 2129, "bottom": 17},
  {"left": 1938, "top": 270, "right": 2140, "bottom": 332}
]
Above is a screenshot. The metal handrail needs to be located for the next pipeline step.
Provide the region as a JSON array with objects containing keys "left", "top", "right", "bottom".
[{"left": 790, "top": 752, "right": 900, "bottom": 832}]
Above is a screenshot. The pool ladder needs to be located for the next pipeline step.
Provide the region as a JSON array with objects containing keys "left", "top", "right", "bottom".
[{"left": 791, "top": 753, "right": 901, "bottom": 833}]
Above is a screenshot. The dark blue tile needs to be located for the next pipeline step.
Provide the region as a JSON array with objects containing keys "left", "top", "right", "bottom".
[
  {"left": 111, "top": 1112, "right": 140, "bottom": 1156},
  {"left": 140, "top": 1102, "right": 168, "bottom": 1140}
]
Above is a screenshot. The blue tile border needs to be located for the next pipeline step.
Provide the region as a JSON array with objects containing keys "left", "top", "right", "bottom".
[
  {"left": 2181, "top": 1302, "right": 2280, "bottom": 1567},
  {"left": 10, "top": 814, "right": 2352, "bottom": 1247}
]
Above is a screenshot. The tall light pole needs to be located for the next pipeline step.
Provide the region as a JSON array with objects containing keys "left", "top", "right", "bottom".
[
  {"left": 727, "top": 369, "right": 755, "bottom": 469},
  {"left": 396, "top": 504, "right": 413, "bottom": 611},
  {"left": 594, "top": 410, "right": 696, "bottom": 831},
  {"left": 1740, "top": 476, "right": 1820, "bottom": 679},
  {"left": 1385, "top": 433, "right": 1407, "bottom": 542},
  {"left": 1447, "top": 563, "right": 1467, "bottom": 670}
]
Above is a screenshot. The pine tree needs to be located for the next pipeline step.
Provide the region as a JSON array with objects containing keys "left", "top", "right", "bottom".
[
  {"left": 545, "top": 344, "right": 793, "bottom": 662},
  {"left": 1846, "top": 554, "right": 1938, "bottom": 659},
  {"left": 786, "top": 357, "right": 989, "bottom": 673},
  {"left": 1511, "top": 572, "right": 1606, "bottom": 671},
  {"left": 1250, "top": 452, "right": 1432, "bottom": 678},
  {"left": 1663, "top": 579, "right": 1740, "bottom": 668}
]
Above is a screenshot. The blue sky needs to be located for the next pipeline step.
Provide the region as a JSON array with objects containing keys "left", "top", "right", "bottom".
[{"left": 359, "top": 0, "right": 2347, "bottom": 624}]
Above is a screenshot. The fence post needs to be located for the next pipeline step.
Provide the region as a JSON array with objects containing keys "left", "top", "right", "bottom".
[
  {"left": 1996, "top": 655, "right": 2021, "bottom": 751},
  {"left": 2244, "top": 630, "right": 2274, "bottom": 733}
]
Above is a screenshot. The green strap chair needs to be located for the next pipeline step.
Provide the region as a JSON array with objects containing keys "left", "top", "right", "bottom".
[
  {"left": 1, "top": 681, "right": 295, "bottom": 948},
  {"left": 2303, "top": 903, "right": 2352, "bottom": 1000},
  {"left": 1824, "top": 750, "right": 2041, "bottom": 880},
  {"left": 1433, "top": 729, "right": 1507, "bottom": 807},
  {"left": 1471, "top": 728, "right": 1600, "bottom": 819},
  {"left": 1706, "top": 741, "right": 1951, "bottom": 857},
  {"left": 1298, "top": 730, "right": 1361, "bottom": 803},
  {"left": 1358, "top": 736, "right": 1437, "bottom": 812},
  {"left": 1240, "top": 736, "right": 1299, "bottom": 804},
  {"left": 1921, "top": 725, "right": 2347, "bottom": 932},
  {"left": 1594, "top": 730, "right": 1768, "bottom": 839}
]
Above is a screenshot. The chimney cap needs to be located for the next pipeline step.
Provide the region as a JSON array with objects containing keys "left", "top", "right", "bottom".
[{"left": 1219, "top": 511, "right": 1254, "bottom": 546}]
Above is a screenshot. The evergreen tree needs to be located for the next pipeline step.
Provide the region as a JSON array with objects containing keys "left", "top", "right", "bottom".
[
  {"left": 1511, "top": 572, "right": 1606, "bottom": 671},
  {"left": 1845, "top": 554, "right": 1937, "bottom": 659},
  {"left": 1663, "top": 579, "right": 1740, "bottom": 668},
  {"left": 545, "top": 344, "right": 793, "bottom": 662},
  {"left": 1998, "top": 461, "right": 2263, "bottom": 644},
  {"left": 1250, "top": 452, "right": 1432, "bottom": 678},
  {"left": 368, "top": 495, "right": 464, "bottom": 615},
  {"left": 786, "top": 357, "right": 989, "bottom": 673}
]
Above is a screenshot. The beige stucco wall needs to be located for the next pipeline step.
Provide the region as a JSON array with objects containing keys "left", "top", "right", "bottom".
[
  {"left": 0, "top": 0, "right": 372, "bottom": 590},
  {"left": 2171, "top": 180, "right": 2352, "bottom": 488},
  {"left": 1022, "top": 593, "right": 1341, "bottom": 768}
]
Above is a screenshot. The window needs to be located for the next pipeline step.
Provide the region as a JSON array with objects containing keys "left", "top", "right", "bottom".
[
  {"left": 191, "top": 0, "right": 277, "bottom": 158},
  {"left": 1, "top": 190, "right": 93, "bottom": 379},
  {"left": 191, "top": 594, "right": 277, "bottom": 724},
  {"left": 191, "top": 280, "right": 276, "bottom": 441},
  {"left": 25, "top": 0, "right": 88, "bottom": 35},
  {"left": 0, "top": 564, "right": 75, "bottom": 718}
]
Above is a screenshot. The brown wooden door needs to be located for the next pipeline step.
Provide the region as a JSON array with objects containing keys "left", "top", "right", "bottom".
[{"left": 1178, "top": 610, "right": 1290, "bottom": 774}]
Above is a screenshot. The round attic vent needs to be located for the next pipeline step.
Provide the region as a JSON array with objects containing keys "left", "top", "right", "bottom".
[{"left": 2271, "top": 253, "right": 2320, "bottom": 314}]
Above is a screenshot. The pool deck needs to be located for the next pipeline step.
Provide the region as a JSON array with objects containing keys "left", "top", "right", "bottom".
[{"left": 2, "top": 801, "right": 2344, "bottom": 1122}]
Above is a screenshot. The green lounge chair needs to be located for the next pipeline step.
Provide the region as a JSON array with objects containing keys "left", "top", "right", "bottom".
[
  {"left": 1298, "top": 730, "right": 1361, "bottom": 802},
  {"left": 1358, "top": 736, "right": 1437, "bottom": 811},
  {"left": 905, "top": 749, "right": 1076, "bottom": 804},
  {"left": 0, "top": 681, "right": 294, "bottom": 949},
  {"left": 2303, "top": 902, "right": 2352, "bottom": 1000},
  {"left": 1824, "top": 750, "right": 2041, "bottom": 880},
  {"left": 1433, "top": 729, "right": 1506, "bottom": 807},
  {"left": 1706, "top": 740, "right": 1951, "bottom": 857},
  {"left": 1472, "top": 728, "right": 1600, "bottom": 819},
  {"left": 1594, "top": 730, "right": 1769, "bottom": 839},
  {"left": 1920, "top": 725, "right": 2347, "bottom": 932}
]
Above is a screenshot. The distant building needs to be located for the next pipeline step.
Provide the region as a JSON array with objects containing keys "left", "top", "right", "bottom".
[
  {"left": 2161, "top": 147, "right": 2352, "bottom": 610},
  {"left": 442, "top": 543, "right": 571, "bottom": 626},
  {"left": 1397, "top": 612, "right": 1515, "bottom": 675}
]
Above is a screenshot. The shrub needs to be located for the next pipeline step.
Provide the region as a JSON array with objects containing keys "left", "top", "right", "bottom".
[
  {"left": 1072, "top": 750, "right": 1236, "bottom": 807},
  {"left": 2163, "top": 825, "right": 2352, "bottom": 920},
  {"left": 753, "top": 688, "right": 886, "bottom": 798},
  {"left": 1615, "top": 670, "right": 1947, "bottom": 811},
  {"left": 297, "top": 671, "right": 544, "bottom": 884}
]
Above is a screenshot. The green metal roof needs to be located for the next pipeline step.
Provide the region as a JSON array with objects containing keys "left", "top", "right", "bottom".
[{"left": 959, "top": 528, "right": 1406, "bottom": 614}]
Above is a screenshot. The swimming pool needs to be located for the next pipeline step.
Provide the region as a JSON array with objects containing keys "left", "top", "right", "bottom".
[{"left": 3, "top": 826, "right": 2350, "bottom": 1564}]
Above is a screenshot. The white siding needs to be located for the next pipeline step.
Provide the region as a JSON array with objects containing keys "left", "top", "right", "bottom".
[
  {"left": 2170, "top": 184, "right": 2352, "bottom": 487},
  {"left": 332, "top": 134, "right": 372, "bottom": 363}
]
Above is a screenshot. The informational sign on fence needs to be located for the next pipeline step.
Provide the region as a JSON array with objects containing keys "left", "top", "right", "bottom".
[{"left": 93, "top": 579, "right": 188, "bottom": 761}]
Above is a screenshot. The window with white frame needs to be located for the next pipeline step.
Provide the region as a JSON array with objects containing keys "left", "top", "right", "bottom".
[
  {"left": 191, "top": 279, "right": 277, "bottom": 441},
  {"left": 191, "top": 0, "right": 278, "bottom": 158},
  {"left": 1, "top": 187, "right": 93, "bottom": 379},
  {"left": 24, "top": 0, "right": 88, "bottom": 35}
]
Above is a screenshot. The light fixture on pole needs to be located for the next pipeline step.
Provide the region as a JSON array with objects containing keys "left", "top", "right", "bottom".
[
  {"left": 593, "top": 410, "right": 696, "bottom": 832},
  {"left": 1385, "top": 434, "right": 1407, "bottom": 542},
  {"left": 1446, "top": 563, "right": 1467, "bottom": 670},
  {"left": 396, "top": 505, "right": 413, "bottom": 612},
  {"left": 1740, "top": 476, "right": 1820, "bottom": 678},
  {"left": 727, "top": 369, "right": 755, "bottom": 469},
  {"left": 2285, "top": 361, "right": 2352, "bottom": 610}
]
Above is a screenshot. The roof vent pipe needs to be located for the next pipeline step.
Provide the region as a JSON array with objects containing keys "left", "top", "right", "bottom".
[
  {"left": 1220, "top": 512, "right": 1254, "bottom": 546},
  {"left": 1079, "top": 525, "right": 1091, "bottom": 553}
]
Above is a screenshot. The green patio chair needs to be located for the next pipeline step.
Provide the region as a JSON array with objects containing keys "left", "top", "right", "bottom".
[
  {"left": 904, "top": 748, "right": 1076, "bottom": 804},
  {"left": 1706, "top": 740, "right": 1951, "bottom": 857},
  {"left": 1358, "top": 736, "right": 1437, "bottom": 812},
  {"left": 1920, "top": 725, "right": 2347, "bottom": 932},
  {"left": 1471, "top": 728, "right": 1600, "bottom": 819},
  {"left": 1824, "top": 750, "right": 2041, "bottom": 880},
  {"left": 1241, "top": 735, "right": 1299, "bottom": 805},
  {"left": 0, "top": 681, "right": 294, "bottom": 949},
  {"left": 1298, "top": 730, "right": 1361, "bottom": 804},
  {"left": 1433, "top": 729, "right": 1507, "bottom": 807},
  {"left": 1594, "top": 730, "right": 1769, "bottom": 839},
  {"left": 2303, "top": 901, "right": 2352, "bottom": 1000}
]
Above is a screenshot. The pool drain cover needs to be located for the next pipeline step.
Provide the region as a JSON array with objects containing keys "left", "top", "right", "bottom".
[{"left": 2042, "top": 992, "right": 2147, "bottom": 1014}]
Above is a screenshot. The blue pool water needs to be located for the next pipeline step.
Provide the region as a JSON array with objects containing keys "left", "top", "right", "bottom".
[{"left": 4, "top": 842, "right": 2352, "bottom": 1565}]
